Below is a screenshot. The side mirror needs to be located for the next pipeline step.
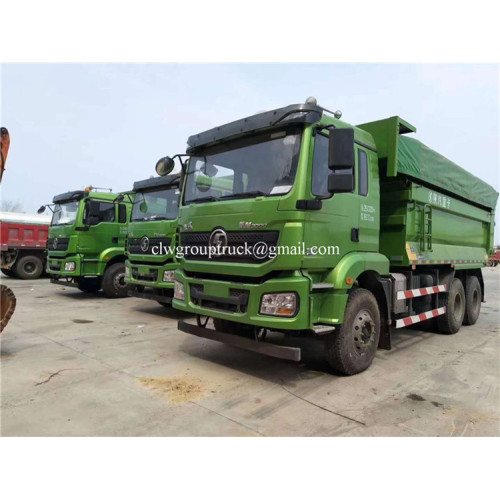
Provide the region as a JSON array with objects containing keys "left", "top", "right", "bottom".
[
  {"left": 195, "top": 175, "right": 212, "bottom": 192},
  {"left": 155, "top": 156, "right": 175, "bottom": 177},
  {"left": 328, "top": 128, "right": 354, "bottom": 170},
  {"left": 37, "top": 205, "right": 46, "bottom": 214},
  {"left": 114, "top": 194, "right": 125, "bottom": 203},
  {"left": 328, "top": 170, "right": 354, "bottom": 194},
  {"left": 139, "top": 201, "right": 148, "bottom": 213}
]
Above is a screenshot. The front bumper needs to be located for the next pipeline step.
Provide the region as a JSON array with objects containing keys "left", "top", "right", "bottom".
[
  {"left": 172, "top": 269, "right": 311, "bottom": 330},
  {"left": 47, "top": 253, "right": 83, "bottom": 277},
  {"left": 128, "top": 286, "right": 173, "bottom": 304},
  {"left": 125, "top": 259, "right": 178, "bottom": 290},
  {"left": 178, "top": 320, "right": 301, "bottom": 361}
]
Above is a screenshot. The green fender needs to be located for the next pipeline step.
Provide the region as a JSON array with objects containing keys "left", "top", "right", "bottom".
[
  {"left": 97, "top": 247, "right": 126, "bottom": 275},
  {"left": 326, "top": 252, "right": 390, "bottom": 290}
]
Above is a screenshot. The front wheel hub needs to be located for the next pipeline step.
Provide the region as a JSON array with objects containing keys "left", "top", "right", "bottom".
[{"left": 352, "top": 310, "right": 376, "bottom": 353}]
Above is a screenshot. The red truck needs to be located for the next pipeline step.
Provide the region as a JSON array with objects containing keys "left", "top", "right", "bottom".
[
  {"left": 488, "top": 248, "right": 500, "bottom": 267},
  {"left": 0, "top": 211, "right": 51, "bottom": 279}
]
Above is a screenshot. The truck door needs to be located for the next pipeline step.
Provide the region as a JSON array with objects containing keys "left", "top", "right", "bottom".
[
  {"left": 356, "top": 146, "right": 379, "bottom": 252},
  {"left": 302, "top": 132, "right": 359, "bottom": 270},
  {"left": 80, "top": 200, "right": 120, "bottom": 253}
]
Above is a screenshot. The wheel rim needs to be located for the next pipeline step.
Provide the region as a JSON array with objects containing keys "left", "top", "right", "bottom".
[
  {"left": 352, "top": 309, "right": 376, "bottom": 355},
  {"left": 23, "top": 261, "right": 36, "bottom": 275},
  {"left": 114, "top": 272, "right": 127, "bottom": 290}
]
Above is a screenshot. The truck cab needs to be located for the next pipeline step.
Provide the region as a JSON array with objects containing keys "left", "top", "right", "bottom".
[
  {"left": 124, "top": 175, "right": 180, "bottom": 306},
  {"left": 166, "top": 99, "right": 497, "bottom": 375},
  {"left": 43, "top": 188, "right": 132, "bottom": 298}
]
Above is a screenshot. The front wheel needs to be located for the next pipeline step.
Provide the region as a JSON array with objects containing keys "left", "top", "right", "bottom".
[
  {"left": 1, "top": 268, "right": 15, "bottom": 278},
  {"left": 102, "top": 262, "right": 129, "bottom": 298},
  {"left": 324, "top": 288, "right": 380, "bottom": 375}
]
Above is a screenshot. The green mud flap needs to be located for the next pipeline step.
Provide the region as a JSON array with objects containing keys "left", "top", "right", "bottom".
[{"left": 178, "top": 320, "right": 301, "bottom": 362}]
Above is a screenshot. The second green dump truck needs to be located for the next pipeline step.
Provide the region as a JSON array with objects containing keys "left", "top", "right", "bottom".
[
  {"left": 166, "top": 98, "right": 497, "bottom": 375},
  {"left": 41, "top": 187, "right": 132, "bottom": 298},
  {"left": 124, "top": 175, "right": 180, "bottom": 305}
]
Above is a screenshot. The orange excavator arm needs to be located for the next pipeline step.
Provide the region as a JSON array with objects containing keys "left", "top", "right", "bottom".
[
  {"left": 0, "top": 127, "right": 11, "bottom": 184},
  {"left": 0, "top": 126, "right": 17, "bottom": 333}
]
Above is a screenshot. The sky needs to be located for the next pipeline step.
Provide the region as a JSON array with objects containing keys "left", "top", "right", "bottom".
[{"left": 1, "top": 63, "right": 499, "bottom": 241}]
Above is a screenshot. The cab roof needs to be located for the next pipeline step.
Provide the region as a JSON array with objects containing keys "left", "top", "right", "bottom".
[{"left": 133, "top": 174, "right": 180, "bottom": 192}]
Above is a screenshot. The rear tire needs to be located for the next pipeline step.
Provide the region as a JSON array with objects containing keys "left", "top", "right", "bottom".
[
  {"left": 78, "top": 277, "right": 101, "bottom": 293},
  {"left": 1, "top": 268, "right": 15, "bottom": 278},
  {"left": 437, "top": 277, "right": 465, "bottom": 334},
  {"left": 463, "top": 275, "right": 481, "bottom": 326},
  {"left": 324, "top": 288, "right": 380, "bottom": 375},
  {"left": 102, "top": 262, "right": 129, "bottom": 298},
  {"left": 13, "top": 254, "right": 43, "bottom": 280}
]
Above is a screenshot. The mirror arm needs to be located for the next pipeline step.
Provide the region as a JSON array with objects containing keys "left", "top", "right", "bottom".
[{"left": 171, "top": 154, "right": 191, "bottom": 171}]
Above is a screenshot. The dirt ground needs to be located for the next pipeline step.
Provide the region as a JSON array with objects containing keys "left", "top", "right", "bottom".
[{"left": 1, "top": 268, "right": 499, "bottom": 436}]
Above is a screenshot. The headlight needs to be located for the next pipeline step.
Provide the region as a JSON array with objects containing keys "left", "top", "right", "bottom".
[
  {"left": 163, "top": 270, "right": 175, "bottom": 282},
  {"left": 64, "top": 262, "right": 76, "bottom": 271},
  {"left": 174, "top": 280, "right": 185, "bottom": 300},
  {"left": 260, "top": 292, "right": 297, "bottom": 317},
  {"left": 124, "top": 266, "right": 130, "bottom": 277}
]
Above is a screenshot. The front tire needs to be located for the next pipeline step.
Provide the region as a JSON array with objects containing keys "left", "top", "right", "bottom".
[
  {"left": 102, "top": 262, "right": 129, "bottom": 298},
  {"left": 13, "top": 254, "right": 43, "bottom": 280},
  {"left": 1, "top": 268, "right": 15, "bottom": 278},
  {"left": 324, "top": 288, "right": 380, "bottom": 375},
  {"left": 463, "top": 275, "right": 481, "bottom": 326},
  {"left": 437, "top": 277, "right": 465, "bottom": 334}
]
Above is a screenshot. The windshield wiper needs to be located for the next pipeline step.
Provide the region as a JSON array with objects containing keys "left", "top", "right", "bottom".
[{"left": 219, "top": 190, "right": 268, "bottom": 200}]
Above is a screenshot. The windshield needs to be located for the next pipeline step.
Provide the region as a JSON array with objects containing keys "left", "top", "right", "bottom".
[
  {"left": 51, "top": 201, "right": 79, "bottom": 226},
  {"left": 131, "top": 188, "right": 180, "bottom": 222},
  {"left": 184, "top": 128, "right": 302, "bottom": 204}
]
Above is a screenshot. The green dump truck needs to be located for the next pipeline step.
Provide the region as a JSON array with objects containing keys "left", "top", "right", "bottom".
[
  {"left": 162, "top": 98, "right": 497, "bottom": 375},
  {"left": 124, "top": 175, "right": 180, "bottom": 305},
  {"left": 40, "top": 188, "right": 132, "bottom": 298}
]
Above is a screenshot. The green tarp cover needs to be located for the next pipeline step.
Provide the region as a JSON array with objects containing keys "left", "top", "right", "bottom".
[{"left": 397, "top": 136, "right": 498, "bottom": 210}]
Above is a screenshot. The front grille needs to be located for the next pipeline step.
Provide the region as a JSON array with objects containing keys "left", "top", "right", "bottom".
[
  {"left": 127, "top": 237, "right": 172, "bottom": 255},
  {"left": 47, "top": 237, "right": 70, "bottom": 252},
  {"left": 180, "top": 231, "right": 279, "bottom": 263},
  {"left": 189, "top": 283, "right": 249, "bottom": 313},
  {"left": 131, "top": 267, "right": 158, "bottom": 282}
]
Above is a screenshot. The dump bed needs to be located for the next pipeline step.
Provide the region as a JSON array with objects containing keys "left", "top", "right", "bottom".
[
  {"left": 358, "top": 116, "right": 498, "bottom": 268},
  {"left": 0, "top": 212, "right": 51, "bottom": 251}
]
